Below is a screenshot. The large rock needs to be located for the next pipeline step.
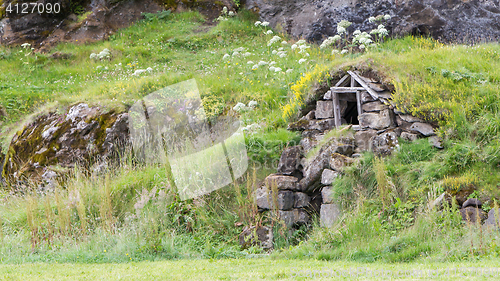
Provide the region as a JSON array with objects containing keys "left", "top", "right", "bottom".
[
  {"left": 315, "top": 101, "right": 333, "bottom": 119},
  {"left": 321, "top": 169, "right": 339, "bottom": 185},
  {"left": 320, "top": 203, "right": 341, "bottom": 228},
  {"left": 371, "top": 130, "right": 399, "bottom": 156},
  {"left": 2, "top": 103, "right": 129, "bottom": 187},
  {"left": 321, "top": 185, "right": 335, "bottom": 204},
  {"left": 264, "top": 174, "right": 300, "bottom": 191},
  {"left": 245, "top": 0, "right": 500, "bottom": 44},
  {"left": 401, "top": 132, "right": 418, "bottom": 142},
  {"left": 279, "top": 209, "right": 311, "bottom": 227},
  {"left": 294, "top": 192, "right": 311, "bottom": 208},
  {"left": 362, "top": 101, "right": 388, "bottom": 112},
  {"left": 299, "top": 155, "right": 327, "bottom": 192},
  {"left": 289, "top": 118, "right": 336, "bottom": 132},
  {"left": 462, "top": 198, "right": 482, "bottom": 209},
  {"left": 484, "top": 208, "right": 500, "bottom": 229},
  {"left": 328, "top": 153, "right": 355, "bottom": 172},
  {"left": 255, "top": 186, "right": 295, "bottom": 210},
  {"left": 239, "top": 226, "right": 273, "bottom": 250},
  {"left": 277, "top": 146, "right": 303, "bottom": 176},
  {"left": 354, "top": 129, "right": 377, "bottom": 152},
  {"left": 359, "top": 109, "right": 393, "bottom": 130},
  {"left": 410, "top": 122, "right": 435, "bottom": 136},
  {"left": 459, "top": 207, "right": 487, "bottom": 224}
]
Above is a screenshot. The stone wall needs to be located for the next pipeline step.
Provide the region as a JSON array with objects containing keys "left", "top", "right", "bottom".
[{"left": 253, "top": 71, "right": 442, "bottom": 233}]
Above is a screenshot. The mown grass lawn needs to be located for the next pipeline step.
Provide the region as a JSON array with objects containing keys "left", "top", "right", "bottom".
[{"left": 1, "top": 258, "right": 500, "bottom": 280}]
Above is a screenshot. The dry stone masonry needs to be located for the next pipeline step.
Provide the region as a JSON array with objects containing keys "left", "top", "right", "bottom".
[{"left": 253, "top": 70, "right": 443, "bottom": 239}]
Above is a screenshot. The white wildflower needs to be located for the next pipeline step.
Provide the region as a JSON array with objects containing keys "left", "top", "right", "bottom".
[
  {"left": 265, "top": 30, "right": 273, "bottom": 35},
  {"left": 337, "top": 26, "right": 346, "bottom": 34},
  {"left": 21, "top": 43, "right": 31, "bottom": 48},
  {"left": 272, "top": 50, "right": 278, "bottom": 54},
  {"left": 269, "top": 61, "right": 277, "bottom": 66},
  {"left": 252, "top": 64, "right": 259, "bottom": 70},
  {"left": 233, "top": 102, "right": 247, "bottom": 112},
  {"left": 258, "top": 61, "right": 268, "bottom": 66},
  {"left": 291, "top": 44, "right": 298, "bottom": 50},
  {"left": 247, "top": 61, "right": 254, "bottom": 64},
  {"left": 368, "top": 16, "right": 376, "bottom": 23},
  {"left": 298, "top": 58, "right": 307, "bottom": 64},
  {"left": 286, "top": 69, "right": 293, "bottom": 74},
  {"left": 279, "top": 53, "right": 287, "bottom": 58},
  {"left": 146, "top": 67, "right": 153, "bottom": 72},
  {"left": 223, "top": 54, "right": 230, "bottom": 60},
  {"left": 232, "top": 51, "right": 240, "bottom": 57},
  {"left": 228, "top": 11, "right": 235, "bottom": 17},
  {"left": 353, "top": 30, "right": 361, "bottom": 36},
  {"left": 379, "top": 28, "right": 388, "bottom": 37},
  {"left": 90, "top": 53, "right": 97, "bottom": 59},
  {"left": 338, "top": 20, "right": 352, "bottom": 28},
  {"left": 278, "top": 47, "right": 284, "bottom": 51},
  {"left": 269, "top": 66, "right": 276, "bottom": 72},
  {"left": 274, "top": 67, "right": 282, "bottom": 72},
  {"left": 243, "top": 52, "right": 252, "bottom": 57},
  {"left": 378, "top": 24, "right": 385, "bottom": 30},
  {"left": 281, "top": 41, "right": 287, "bottom": 45},
  {"left": 341, "top": 49, "right": 348, "bottom": 54},
  {"left": 222, "top": 6, "right": 228, "bottom": 13},
  {"left": 132, "top": 69, "right": 147, "bottom": 76},
  {"left": 248, "top": 101, "right": 258, "bottom": 109},
  {"left": 384, "top": 14, "right": 391, "bottom": 20},
  {"left": 254, "top": 21, "right": 262, "bottom": 26},
  {"left": 359, "top": 44, "right": 365, "bottom": 50},
  {"left": 331, "top": 49, "right": 340, "bottom": 55},
  {"left": 296, "top": 39, "right": 306, "bottom": 45},
  {"left": 261, "top": 21, "right": 270, "bottom": 27}
]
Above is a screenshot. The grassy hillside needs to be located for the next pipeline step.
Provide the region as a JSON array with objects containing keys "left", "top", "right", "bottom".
[{"left": 1, "top": 9, "right": 500, "bottom": 265}]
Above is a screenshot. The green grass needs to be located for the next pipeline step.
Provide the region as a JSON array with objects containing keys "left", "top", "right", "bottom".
[
  {"left": 2, "top": 258, "right": 500, "bottom": 280},
  {"left": 2, "top": 8, "right": 500, "bottom": 267}
]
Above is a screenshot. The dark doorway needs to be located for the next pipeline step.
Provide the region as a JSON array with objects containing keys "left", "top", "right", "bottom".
[{"left": 342, "top": 101, "right": 359, "bottom": 125}]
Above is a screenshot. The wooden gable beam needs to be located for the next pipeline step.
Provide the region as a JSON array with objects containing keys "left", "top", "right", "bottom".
[
  {"left": 330, "top": 87, "right": 365, "bottom": 93},
  {"left": 347, "top": 70, "right": 379, "bottom": 100}
]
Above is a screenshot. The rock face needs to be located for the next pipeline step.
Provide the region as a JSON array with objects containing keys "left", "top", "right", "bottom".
[
  {"left": 459, "top": 207, "right": 487, "bottom": 224},
  {"left": 239, "top": 226, "right": 273, "bottom": 250},
  {"left": 1, "top": 0, "right": 234, "bottom": 51},
  {"left": 2, "top": 103, "right": 129, "bottom": 187},
  {"left": 245, "top": 0, "right": 500, "bottom": 43},
  {"left": 484, "top": 208, "right": 500, "bottom": 229}
]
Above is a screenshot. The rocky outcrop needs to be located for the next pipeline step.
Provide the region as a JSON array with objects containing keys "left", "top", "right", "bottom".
[
  {"left": 246, "top": 0, "right": 500, "bottom": 43},
  {"left": 0, "top": 0, "right": 234, "bottom": 51},
  {"left": 2, "top": 103, "right": 129, "bottom": 188}
]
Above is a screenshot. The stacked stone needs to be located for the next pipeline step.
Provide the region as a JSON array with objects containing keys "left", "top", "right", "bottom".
[
  {"left": 255, "top": 146, "right": 315, "bottom": 228},
  {"left": 254, "top": 72, "right": 445, "bottom": 236}
]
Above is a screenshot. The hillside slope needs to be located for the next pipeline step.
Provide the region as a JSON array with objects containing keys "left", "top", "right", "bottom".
[{"left": 0, "top": 10, "right": 499, "bottom": 263}]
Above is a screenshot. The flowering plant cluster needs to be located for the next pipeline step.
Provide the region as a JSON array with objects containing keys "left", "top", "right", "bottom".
[
  {"left": 90, "top": 48, "right": 111, "bottom": 60},
  {"left": 320, "top": 14, "right": 391, "bottom": 54},
  {"left": 216, "top": 6, "right": 236, "bottom": 21}
]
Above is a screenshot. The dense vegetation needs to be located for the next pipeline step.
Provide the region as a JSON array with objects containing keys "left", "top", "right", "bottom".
[{"left": 0, "top": 9, "right": 500, "bottom": 265}]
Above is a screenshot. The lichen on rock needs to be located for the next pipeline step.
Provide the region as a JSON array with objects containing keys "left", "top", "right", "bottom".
[{"left": 2, "top": 103, "right": 129, "bottom": 189}]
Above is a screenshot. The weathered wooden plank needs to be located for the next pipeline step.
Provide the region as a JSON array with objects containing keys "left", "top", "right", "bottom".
[
  {"left": 335, "top": 75, "right": 350, "bottom": 87},
  {"left": 347, "top": 70, "right": 379, "bottom": 100},
  {"left": 356, "top": 90, "right": 362, "bottom": 115},
  {"left": 330, "top": 87, "right": 365, "bottom": 93},
  {"left": 338, "top": 93, "right": 357, "bottom": 102},
  {"left": 332, "top": 92, "right": 341, "bottom": 128}
]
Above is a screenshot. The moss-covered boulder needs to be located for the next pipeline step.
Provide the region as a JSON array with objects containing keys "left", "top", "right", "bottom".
[{"left": 2, "top": 103, "right": 129, "bottom": 188}]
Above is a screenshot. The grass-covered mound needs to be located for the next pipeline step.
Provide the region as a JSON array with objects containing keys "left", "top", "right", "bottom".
[{"left": 0, "top": 9, "right": 500, "bottom": 263}]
